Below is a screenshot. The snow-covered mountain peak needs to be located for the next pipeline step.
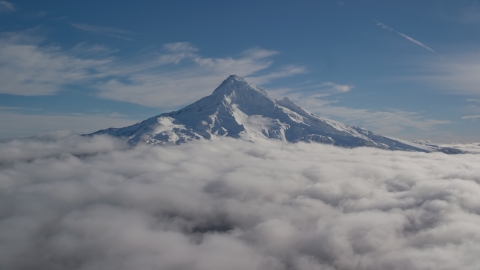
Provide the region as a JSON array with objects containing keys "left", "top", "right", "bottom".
[
  {"left": 90, "top": 76, "right": 462, "bottom": 153},
  {"left": 212, "top": 75, "right": 269, "bottom": 98},
  {"left": 225, "top": 74, "right": 246, "bottom": 83}
]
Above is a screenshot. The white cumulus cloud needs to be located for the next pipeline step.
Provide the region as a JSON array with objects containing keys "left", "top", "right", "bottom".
[{"left": 0, "top": 136, "right": 479, "bottom": 270}]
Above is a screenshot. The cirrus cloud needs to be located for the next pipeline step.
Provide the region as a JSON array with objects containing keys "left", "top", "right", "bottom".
[
  {"left": 0, "top": 32, "right": 112, "bottom": 96},
  {"left": 0, "top": 31, "right": 305, "bottom": 109},
  {"left": 97, "top": 43, "right": 305, "bottom": 108},
  {"left": 0, "top": 1, "right": 14, "bottom": 13}
]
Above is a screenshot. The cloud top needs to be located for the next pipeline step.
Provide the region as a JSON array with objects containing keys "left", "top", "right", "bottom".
[{"left": 0, "top": 136, "right": 479, "bottom": 269}]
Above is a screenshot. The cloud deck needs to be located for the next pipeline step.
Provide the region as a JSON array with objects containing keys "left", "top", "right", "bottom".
[{"left": 1, "top": 135, "right": 479, "bottom": 269}]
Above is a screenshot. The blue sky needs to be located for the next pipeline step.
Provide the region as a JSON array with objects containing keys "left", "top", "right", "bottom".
[{"left": 0, "top": 0, "right": 479, "bottom": 142}]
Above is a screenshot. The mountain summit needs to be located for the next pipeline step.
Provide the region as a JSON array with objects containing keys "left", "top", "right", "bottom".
[{"left": 90, "top": 75, "right": 459, "bottom": 153}]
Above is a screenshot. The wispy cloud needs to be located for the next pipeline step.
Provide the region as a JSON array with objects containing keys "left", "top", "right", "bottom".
[
  {"left": 0, "top": 32, "right": 113, "bottom": 96},
  {"left": 0, "top": 32, "right": 306, "bottom": 108},
  {"left": 269, "top": 81, "right": 354, "bottom": 98},
  {"left": 276, "top": 91, "right": 450, "bottom": 140},
  {"left": 265, "top": 80, "right": 447, "bottom": 139},
  {"left": 0, "top": 0, "right": 15, "bottom": 13},
  {"left": 0, "top": 107, "right": 138, "bottom": 138},
  {"left": 70, "top": 42, "right": 119, "bottom": 55},
  {"left": 375, "top": 20, "right": 435, "bottom": 53},
  {"left": 247, "top": 65, "right": 306, "bottom": 85},
  {"left": 406, "top": 51, "right": 480, "bottom": 97},
  {"left": 462, "top": 115, "right": 480, "bottom": 120},
  {"left": 70, "top": 23, "right": 135, "bottom": 41},
  {"left": 443, "top": 2, "right": 480, "bottom": 24},
  {"left": 318, "top": 82, "right": 354, "bottom": 93},
  {"left": 98, "top": 43, "right": 306, "bottom": 108},
  {"left": 23, "top": 11, "right": 48, "bottom": 19}
]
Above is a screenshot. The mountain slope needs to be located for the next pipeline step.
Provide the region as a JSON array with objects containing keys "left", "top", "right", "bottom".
[{"left": 90, "top": 75, "right": 460, "bottom": 153}]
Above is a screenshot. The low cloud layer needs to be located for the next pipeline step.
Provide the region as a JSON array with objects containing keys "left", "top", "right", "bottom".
[{"left": 1, "top": 136, "right": 480, "bottom": 270}]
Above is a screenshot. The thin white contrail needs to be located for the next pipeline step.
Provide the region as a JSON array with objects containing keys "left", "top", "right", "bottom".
[{"left": 374, "top": 20, "right": 435, "bottom": 53}]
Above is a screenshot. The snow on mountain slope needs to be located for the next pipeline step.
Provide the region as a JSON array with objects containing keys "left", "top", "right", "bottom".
[{"left": 90, "top": 75, "right": 461, "bottom": 153}]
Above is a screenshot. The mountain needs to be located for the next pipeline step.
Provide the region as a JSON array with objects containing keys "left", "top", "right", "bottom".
[{"left": 90, "top": 75, "right": 461, "bottom": 153}]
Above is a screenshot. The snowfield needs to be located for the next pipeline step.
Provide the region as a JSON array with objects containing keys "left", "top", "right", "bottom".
[
  {"left": 1, "top": 134, "right": 480, "bottom": 270},
  {"left": 91, "top": 75, "right": 461, "bottom": 154}
]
